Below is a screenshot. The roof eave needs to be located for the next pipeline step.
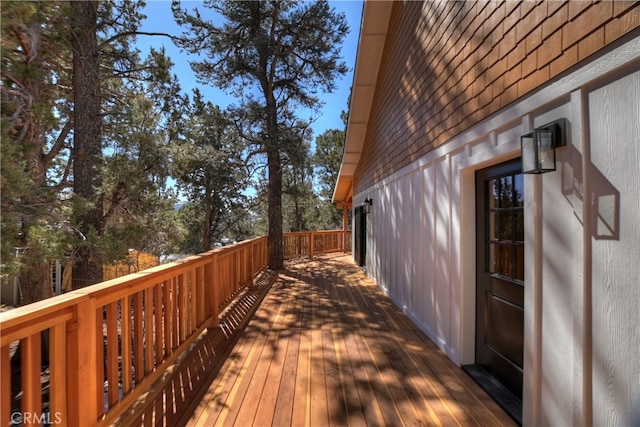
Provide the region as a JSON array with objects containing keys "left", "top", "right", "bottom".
[{"left": 332, "top": 0, "right": 393, "bottom": 206}]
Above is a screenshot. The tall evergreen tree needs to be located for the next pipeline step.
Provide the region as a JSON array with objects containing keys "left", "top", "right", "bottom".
[
  {"left": 172, "top": 0, "right": 348, "bottom": 269},
  {"left": 171, "top": 90, "right": 248, "bottom": 252},
  {"left": 1, "top": 1, "right": 73, "bottom": 302},
  {"left": 70, "top": 0, "right": 104, "bottom": 288},
  {"left": 70, "top": 0, "right": 178, "bottom": 287}
]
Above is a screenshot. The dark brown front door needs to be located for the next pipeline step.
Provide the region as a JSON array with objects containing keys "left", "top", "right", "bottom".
[{"left": 466, "top": 159, "right": 524, "bottom": 423}]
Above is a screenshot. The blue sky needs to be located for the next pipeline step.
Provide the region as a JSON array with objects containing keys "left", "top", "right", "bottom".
[{"left": 138, "top": 0, "right": 364, "bottom": 140}]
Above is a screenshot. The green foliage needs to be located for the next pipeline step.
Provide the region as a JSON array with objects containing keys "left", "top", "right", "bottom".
[
  {"left": 1, "top": 0, "right": 351, "bottom": 300},
  {"left": 170, "top": 90, "right": 250, "bottom": 252},
  {"left": 1, "top": 2, "right": 73, "bottom": 296},
  {"left": 1, "top": 0, "right": 181, "bottom": 296},
  {"left": 310, "top": 128, "right": 346, "bottom": 229},
  {"left": 99, "top": 81, "right": 180, "bottom": 260},
  {"left": 314, "top": 128, "right": 346, "bottom": 199}
]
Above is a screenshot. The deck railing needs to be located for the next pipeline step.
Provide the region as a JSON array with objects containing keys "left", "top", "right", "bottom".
[
  {"left": 283, "top": 230, "right": 352, "bottom": 259},
  {"left": 0, "top": 230, "right": 349, "bottom": 426}
]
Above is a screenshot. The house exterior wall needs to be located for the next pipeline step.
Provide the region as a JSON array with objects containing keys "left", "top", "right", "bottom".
[
  {"left": 349, "top": 1, "right": 640, "bottom": 425},
  {"left": 354, "top": 0, "right": 639, "bottom": 192}
]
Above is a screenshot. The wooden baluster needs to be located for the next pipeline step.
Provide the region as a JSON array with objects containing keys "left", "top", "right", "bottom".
[
  {"left": 121, "top": 295, "right": 132, "bottom": 394},
  {"left": 179, "top": 274, "right": 187, "bottom": 344},
  {"left": 182, "top": 272, "right": 189, "bottom": 337},
  {"left": 154, "top": 285, "right": 163, "bottom": 365},
  {"left": 49, "top": 322, "right": 67, "bottom": 426},
  {"left": 171, "top": 277, "right": 179, "bottom": 351},
  {"left": 106, "top": 302, "right": 119, "bottom": 407},
  {"left": 223, "top": 255, "right": 230, "bottom": 303},
  {"left": 196, "top": 266, "right": 205, "bottom": 327},
  {"left": 241, "top": 246, "right": 246, "bottom": 286},
  {"left": 250, "top": 242, "right": 256, "bottom": 279},
  {"left": 233, "top": 251, "right": 237, "bottom": 292},
  {"left": 163, "top": 280, "right": 172, "bottom": 356},
  {"left": 207, "top": 254, "right": 220, "bottom": 329},
  {"left": 134, "top": 291, "right": 144, "bottom": 382},
  {"left": 188, "top": 269, "right": 196, "bottom": 335},
  {"left": 1, "top": 346, "right": 10, "bottom": 425},
  {"left": 144, "top": 287, "right": 154, "bottom": 374},
  {"left": 95, "top": 307, "right": 105, "bottom": 418},
  {"left": 21, "top": 334, "right": 41, "bottom": 426}
]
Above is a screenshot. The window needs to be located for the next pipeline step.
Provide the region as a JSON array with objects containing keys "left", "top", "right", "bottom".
[{"left": 487, "top": 173, "right": 524, "bottom": 281}]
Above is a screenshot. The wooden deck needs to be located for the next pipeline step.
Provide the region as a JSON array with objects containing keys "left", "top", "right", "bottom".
[{"left": 170, "top": 253, "right": 514, "bottom": 427}]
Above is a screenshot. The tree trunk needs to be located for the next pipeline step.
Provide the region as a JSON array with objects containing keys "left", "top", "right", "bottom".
[
  {"left": 264, "top": 76, "right": 284, "bottom": 269},
  {"left": 71, "top": 1, "right": 104, "bottom": 288},
  {"left": 203, "top": 208, "right": 212, "bottom": 252},
  {"left": 267, "top": 146, "right": 284, "bottom": 270}
]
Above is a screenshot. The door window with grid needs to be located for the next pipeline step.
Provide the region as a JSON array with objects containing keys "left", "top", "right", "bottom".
[{"left": 487, "top": 174, "right": 524, "bottom": 281}]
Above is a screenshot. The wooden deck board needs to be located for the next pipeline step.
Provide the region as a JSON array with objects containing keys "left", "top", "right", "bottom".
[
  {"left": 272, "top": 326, "right": 301, "bottom": 426},
  {"left": 184, "top": 254, "right": 516, "bottom": 427},
  {"left": 291, "top": 328, "right": 310, "bottom": 427}
]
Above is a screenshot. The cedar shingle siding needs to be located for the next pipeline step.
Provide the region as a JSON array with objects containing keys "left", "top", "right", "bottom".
[{"left": 354, "top": 1, "right": 640, "bottom": 192}]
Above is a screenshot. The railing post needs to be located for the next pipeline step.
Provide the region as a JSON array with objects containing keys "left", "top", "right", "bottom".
[
  {"left": 342, "top": 206, "right": 348, "bottom": 252},
  {"left": 309, "top": 232, "right": 315, "bottom": 258},
  {"left": 249, "top": 242, "right": 255, "bottom": 284},
  {"left": 206, "top": 253, "right": 220, "bottom": 329},
  {"left": 265, "top": 236, "right": 269, "bottom": 268},
  {"left": 66, "top": 296, "right": 98, "bottom": 426}
]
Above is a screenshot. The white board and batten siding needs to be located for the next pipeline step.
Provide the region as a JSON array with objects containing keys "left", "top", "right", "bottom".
[{"left": 353, "top": 37, "right": 640, "bottom": 426}]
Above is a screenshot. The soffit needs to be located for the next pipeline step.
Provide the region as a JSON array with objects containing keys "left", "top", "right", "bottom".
[{"left": 332, "top": 0, "right": 393, "bottom": 205}]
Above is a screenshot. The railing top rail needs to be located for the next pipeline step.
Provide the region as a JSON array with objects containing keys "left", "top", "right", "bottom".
[
  {"left": 283, "top": 230, "right": 345, "bottom": 236},
  {"left": 0, "top": 236, "right": 270, "bottom": 321},
  {"left": 0, "top": 292, "right": 87, "bottom": 331}
]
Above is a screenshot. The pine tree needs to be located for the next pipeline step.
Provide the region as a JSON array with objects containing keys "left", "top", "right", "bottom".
[
  {"left": 172, "top": 0, "right": 348, "bottom": 269},
  {"left": 70, "top": 0, "right": 179, "bottom": 287},
  {"left": 70, "top": 1, "right": 104, "bottom": 288}
]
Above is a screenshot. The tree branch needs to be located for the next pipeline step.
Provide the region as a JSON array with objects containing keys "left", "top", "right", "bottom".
[
  {"left": 98, "top": 31, "right": 177, "bottom": 50},
  {"left": 42, "top": 120, "right": 73, "bottom": 169}
]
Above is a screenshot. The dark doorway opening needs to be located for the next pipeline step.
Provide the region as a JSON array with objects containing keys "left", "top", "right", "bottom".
[{"left": 354, "top": 206, "right": 366, "bottom": 266}]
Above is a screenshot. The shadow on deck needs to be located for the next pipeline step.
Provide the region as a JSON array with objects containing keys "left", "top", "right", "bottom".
[{"left": 120, "top": 254, "right": 515, "bottom": 426}]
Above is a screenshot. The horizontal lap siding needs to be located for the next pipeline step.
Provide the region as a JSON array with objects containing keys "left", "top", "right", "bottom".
[{"left": 354, "top": 0, "right": 640, "bottom": 192}]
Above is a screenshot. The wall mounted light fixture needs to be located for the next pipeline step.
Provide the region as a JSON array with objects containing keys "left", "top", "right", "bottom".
[
  {"left": 521, "top": 118, "right": 567, "bottom": 174},
  {"left": 363, "top": 197, "right": 372, "bottom": 214}
]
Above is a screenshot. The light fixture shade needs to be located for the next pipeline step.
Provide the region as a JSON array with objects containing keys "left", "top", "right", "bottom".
[
  {"left": 362, "top": 197, "right": 372, "bottom": 214},
  {"left": 521, "top": 133, "right": 538, "bottom": 173},
  {"left": 536, "top": 128, "right": 555, "bottom": 172}
]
